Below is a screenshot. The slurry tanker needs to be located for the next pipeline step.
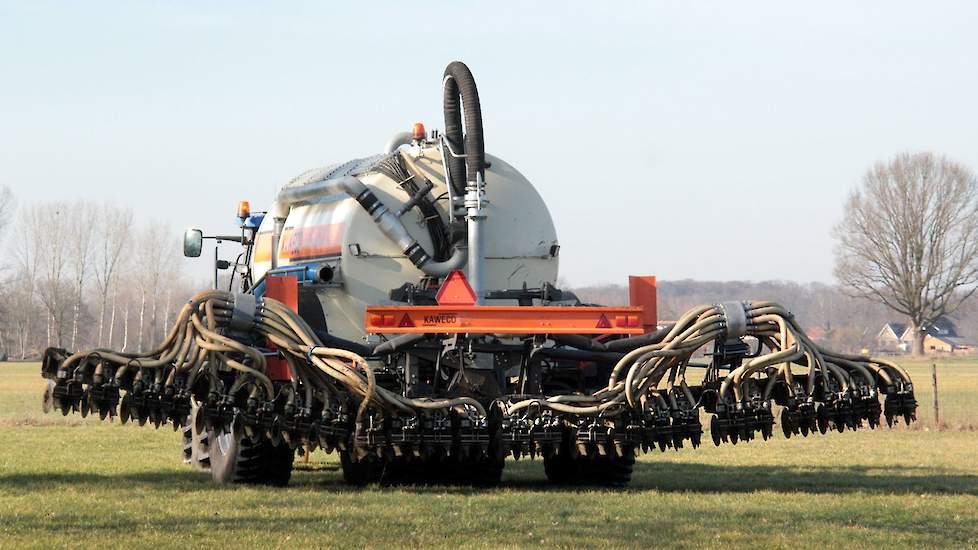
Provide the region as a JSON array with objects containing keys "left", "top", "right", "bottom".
[{"left": 41, "top": 61, "right": 917, "bottom": 487}]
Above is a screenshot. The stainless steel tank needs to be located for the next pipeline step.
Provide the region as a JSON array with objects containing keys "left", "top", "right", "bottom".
[{"left": 252, "top": 139, "right": 559, "bottom": 341}]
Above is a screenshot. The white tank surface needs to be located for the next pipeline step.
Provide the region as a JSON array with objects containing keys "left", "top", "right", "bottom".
[{"left": 253, "top": 140, "right": 560, "bottom": 341}]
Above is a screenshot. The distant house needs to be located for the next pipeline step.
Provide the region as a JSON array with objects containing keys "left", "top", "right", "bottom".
[
  {"left": 879, "top": 317, "right": 977, "bottom": 354},
  {"left": 876, "top": 323, "right": 907, "bottom": 353}
]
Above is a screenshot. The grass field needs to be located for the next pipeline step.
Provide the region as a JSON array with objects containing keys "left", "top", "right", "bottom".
[
  {"left": 887, "top": 358, "right": 978, "bottom": 430},
  {"left": 1, "top": 361, "right": 976, "bottom": 549}
]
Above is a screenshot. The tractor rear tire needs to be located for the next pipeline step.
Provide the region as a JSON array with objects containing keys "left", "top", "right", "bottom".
[
  {"left": 207, "top": 427, "right": 295, "bottom": 486},
  {"left": 181, "top": 405, "right": 210, "bottom": 471}
]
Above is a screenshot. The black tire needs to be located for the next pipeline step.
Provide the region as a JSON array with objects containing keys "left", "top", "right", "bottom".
[
  {"left": 544, "top": 452, "right": 634, "bottom": 488},
  {"left": 208, "top": 427, "right": 295, "bottom": 486},
  {"left": 339, "top": 452, "right": 503, "bottom": 487},
  {"left": 467, "top": 455, "right": 505, "bottom": 487},
  {"left": 543, "top": 453, "right": 577, "bottom": 484},
  {"left": 380, "top": 456, "right": 429, "bottom": 486},
  {"left": 42, "top": 381, "right": 56, "bottom": 414},
  {"left": 415, "top": 455, "right": 503, "bottom": 487},
  {"left": 340, "top": 451, "right": 382, "bottom": 486},
  {"left": 181, "top": 405, "right": 210, "bottom": 471}
]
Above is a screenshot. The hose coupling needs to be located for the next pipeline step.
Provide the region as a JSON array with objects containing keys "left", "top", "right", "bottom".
[{"left": 717, "top": 301, "right": 750, "bottom": 341}]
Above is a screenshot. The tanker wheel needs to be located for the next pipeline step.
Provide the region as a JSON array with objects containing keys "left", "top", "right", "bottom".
[
  {"left": 207, "top": 427, "right": 295, "bottom": 486},
  {"left": 420, "top": 455, "right": 504, "bottom": 487},
  {"left": 373, "top": 456, "right": 431, "bottom": 486},
  {"left": 181, "top": 404, "right": 210, "bottom": 471},
  {"left": 339, "top": 451, "right": 383, "bottom": 486},
  {"left": 424, "top": 456, "right": 505, "bottom": 487},
  {"left": 543, "top": 453, "right": 576, "bottom": 484},
  {"left": 384, "top": 457, "right": 425, "bottom": 486},
  {"left": 344, "top": 454, "right": 504, "bottom": 487},
  {"left": 467, "top": 455, "right": 505, "bottom": 487},
  {"left": 544, "top": 452, "right": 634, "bottom": 488}
]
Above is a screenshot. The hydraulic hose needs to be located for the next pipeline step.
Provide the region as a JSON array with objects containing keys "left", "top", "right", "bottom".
[
  {"left": 442, "top": 60, "right": 485, "bottom": 195},
  {"left": 309, "top": 329, "right": 426, "bottom": 357},
  {"left": 44, "top": 291, "right": 918, "bottom": 462},
  {"left": 551, "top": 326, "right": 672, "bottom": 354},
  {"left": 276, "top": 175, "right": 466, "bottom": 277},
  {"left": 270, "top": 62, "right": 485, "bottom": 281}
]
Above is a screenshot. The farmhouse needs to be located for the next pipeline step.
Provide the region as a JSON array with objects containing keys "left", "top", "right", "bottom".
[
  {"left": 876, "top": 323, "right": 907, "bottom": 353},
  {"left": 877, "top": 318, "right": 977, "bottom": 354}
]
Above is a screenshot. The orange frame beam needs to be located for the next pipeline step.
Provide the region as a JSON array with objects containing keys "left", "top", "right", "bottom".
[
  {"left": 628, "top": 275, "right": 658, "bottom": 333},
  {"left": 365, "top": 306, "right": 645, "bottom": 335}
]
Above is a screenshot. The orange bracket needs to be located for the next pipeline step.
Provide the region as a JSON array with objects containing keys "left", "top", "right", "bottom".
[
  {"left": 264, "top": 275, "right": 298, "bottom": 380},
  {"left": 365, "top": 306, "right": 645, "bottom": 335},
  {"left": 628, "top": 275, "right": 658, "bottom": 333}
]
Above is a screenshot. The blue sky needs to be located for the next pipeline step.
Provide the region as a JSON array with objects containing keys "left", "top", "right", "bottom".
[{"left": 2, "top": 1, "right": 976, "bottom": 285}]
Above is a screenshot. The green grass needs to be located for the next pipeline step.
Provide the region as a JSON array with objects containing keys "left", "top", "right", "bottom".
[
  {"left": 892, "top": 358, "right": 978, "bottom": 430},
  {"left": 1, "top": 361, "right": 977, "bottom": 549}
]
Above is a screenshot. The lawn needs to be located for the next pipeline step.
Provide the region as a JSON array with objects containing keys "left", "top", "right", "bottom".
[
  {"left": 0, "top": 361, "right": 976, "bottom": 549},
  {"left": 890, "top": 358, "right": 978, "bottom": 430}
]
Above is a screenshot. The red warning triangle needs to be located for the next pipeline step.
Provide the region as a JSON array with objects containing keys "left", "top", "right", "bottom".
[
  {"left": 398, "top": 313, "right": 415, "bottom": 328},
  {"left": 436, "top": 270, "right": 478, "bottom": 306},
  {"left": 595, "top": 314, "right": 612, "bottom": 329}
]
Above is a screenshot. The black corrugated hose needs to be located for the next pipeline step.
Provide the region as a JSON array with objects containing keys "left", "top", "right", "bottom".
[{"left": 442, "top": 61, "right": 485, "bottom": 196}]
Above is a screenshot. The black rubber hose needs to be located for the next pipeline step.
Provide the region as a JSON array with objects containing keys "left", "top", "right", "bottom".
[
  {"left": 311, "top": 330, "right": 426, "bottom": 357},
  {"left": 605, "top": 326, "right": 672, "bottom": 352},
  {"left": 442, "top": 61, "right": 485, "bottom": 196},
  {"left": 371, "top": 333, "right": 427, "bottom": 355},
  {"left": 550, "top": 334, "right": 608, "bottom": 352},
  {"left": 313, "top": 329, "right": 373, "bottom": 356},
  {"left": 551, "top": 326, "right": 672, "bottom": 354},
  {"left": 373, "top": 155, "right": 450, "bottom": 261},
  {"left": 538, "top": 348, "right": 625, "bottom": 364}
]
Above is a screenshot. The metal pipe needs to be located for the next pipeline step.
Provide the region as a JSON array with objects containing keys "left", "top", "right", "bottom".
[
  {"left": 270, "top": 218, "right": 284, "bottom": 270},
  {"left": 384, "top": 131, "right": 413, "bottom": 154},
  {"left": 465, "top": 172, "right": 486, "bottom": 303},
  {"left": 276, "top": 175, "right": 466, "bottom": 277}
]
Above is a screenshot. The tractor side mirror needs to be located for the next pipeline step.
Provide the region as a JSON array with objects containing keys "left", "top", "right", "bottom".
[{"left": 183, "top": 228, "right": 203, "bottom": 258}]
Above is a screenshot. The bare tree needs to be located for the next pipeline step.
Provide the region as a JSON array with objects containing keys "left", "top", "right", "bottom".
[
  {"left": 0, "top": 185, "right": 14, "bottom": 234},
  {"left": 92, "top": 204, "right": 133, "bottom": 346},
  {"left": 68, "top": 200, "right": 96, "bottom": 349},
  {"left": 8, "top": 203, "right": 66, "bottom": 354},
  {"left": 834, "top": 152, "right": 978, "bottom": 356},
  {"left": 0, "top": 185, "right": 16, "bottom": 356},
  {"left": 33, "top": 201, "right": 73, "bottom": 347},
  {"left": 1, "top": 195, "right": 198, "bottom": 358},
  {"left": 121, "top": 282, "right": 132, "bottom": 353},
  {"left": 134, "top": 221, "right": 173, "bottom": 351},
  {"left": 9, "top": 210, "right": 40, "bottom": 358}
]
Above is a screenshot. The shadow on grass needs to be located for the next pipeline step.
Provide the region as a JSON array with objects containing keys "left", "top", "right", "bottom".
[
  {"left": 0, "top": 470, "right": 216, "bottom": 492},
  {"left": 520, "top": 462, "right": 978, "bottom": 495},
  {"left": 2, "top": 461, "right": 975, "bottom": 496}
]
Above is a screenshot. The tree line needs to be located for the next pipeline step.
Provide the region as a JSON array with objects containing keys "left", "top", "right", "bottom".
[{"left": 0, "top": 189, "right": 198, "bottom": 360}]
